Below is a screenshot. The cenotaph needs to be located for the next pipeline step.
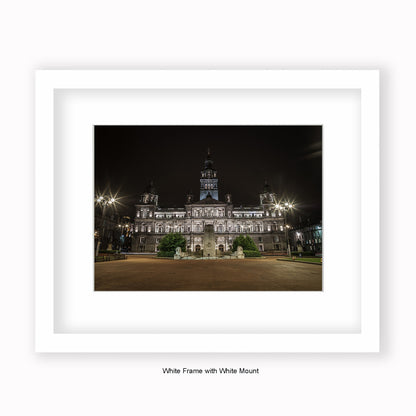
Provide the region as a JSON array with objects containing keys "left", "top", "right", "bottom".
[{"left": 202, "top": 224, "right": 216, "bottom": 257}]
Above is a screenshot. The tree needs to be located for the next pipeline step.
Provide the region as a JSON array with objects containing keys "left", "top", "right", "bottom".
[
  {"left": 158, "top": 232, "right": 186, "bottom": 252},
  {"left": 232, "top": 234, "right": 259, "bottom": 252}
]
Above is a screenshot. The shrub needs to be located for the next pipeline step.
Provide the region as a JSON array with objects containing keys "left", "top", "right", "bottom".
[
  {"left": 157, "top": 232, "right": 186, "bottom": 252},
  {"left": 243, "top": 250, "right": 262, "bottom": 257},
  {"left": 232, "top": 235, "right": 259, "bottom": 252},
  {"left": 291, "top": 251, "right": 315, "bottom": 257},
  {"left": 157, "top": 251, "right": 175, "bottom": 258}
]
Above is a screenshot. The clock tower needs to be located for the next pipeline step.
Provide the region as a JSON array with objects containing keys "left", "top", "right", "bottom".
[{"left": 199, "top": 148, "right": 219, "bottom": 200}]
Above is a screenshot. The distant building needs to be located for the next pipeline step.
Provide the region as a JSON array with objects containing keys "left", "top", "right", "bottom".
[
  {"left": 132, "top": 150, "right": 294, "bottom": 253},
  {"left": 95, "top": 206, "right": 133, "bottom": 253},
  {"left": 289, "top": 222, "right": 322, "bottom": 253}
]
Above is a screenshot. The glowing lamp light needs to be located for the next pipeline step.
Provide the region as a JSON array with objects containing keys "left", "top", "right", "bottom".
[{"left": 289, "top": 204, "right": 293, "bottom": 208}]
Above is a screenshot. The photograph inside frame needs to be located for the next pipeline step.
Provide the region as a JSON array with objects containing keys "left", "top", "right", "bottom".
[{"left": 94, "top": 125, "right": 322, "bottom": 291}]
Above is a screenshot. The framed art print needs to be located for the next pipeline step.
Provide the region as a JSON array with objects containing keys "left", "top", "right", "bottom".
[{"left": 35, "top": 70, "right": 379, "bottom": 352}]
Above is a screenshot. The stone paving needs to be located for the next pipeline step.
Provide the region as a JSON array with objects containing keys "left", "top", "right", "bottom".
[{"left": 95, "top": 256, "right": 322, "bottom": 291}]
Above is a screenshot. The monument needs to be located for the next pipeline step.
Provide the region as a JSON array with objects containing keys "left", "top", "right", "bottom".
[
  {"left": 173, "top": 224, "right": 245, "bottom": 260},
  {"left": 174, "top": 246, "right": 183, "bottom": 260},
  {"left": 202, "top": 224, "right": 216, "bottom": 257}
]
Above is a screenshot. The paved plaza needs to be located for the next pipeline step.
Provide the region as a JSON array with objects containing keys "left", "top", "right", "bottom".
[{"left": 95, "top": 256, "right": 322, "bottom": 291}]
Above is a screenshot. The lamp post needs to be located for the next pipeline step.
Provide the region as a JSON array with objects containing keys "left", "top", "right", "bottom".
[
  {"left": 274, "top": 201, "right": 294, "bottom": 257},
  {"left": 95, "top": 194, "right": 119, "bottom": 252}
]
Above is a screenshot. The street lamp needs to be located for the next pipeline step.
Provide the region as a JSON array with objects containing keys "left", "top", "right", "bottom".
[
  {"left": 95, "top": 194, "right": 120, "bottom": 252},
  {"left": 274, "top": 199, "right": 295, "bottom": 257}
]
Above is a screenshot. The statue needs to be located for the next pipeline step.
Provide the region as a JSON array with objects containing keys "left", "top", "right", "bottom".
[
  {"left": 174, "top": 246, "right": 182, "bottom": 260},
  {"left": 236, "top": 245, "right": 245, "bottom": 259}
]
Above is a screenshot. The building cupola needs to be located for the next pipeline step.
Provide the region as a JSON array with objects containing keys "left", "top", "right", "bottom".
[{"left": 200, "top": 148, "right": 219, "bottom": 200}]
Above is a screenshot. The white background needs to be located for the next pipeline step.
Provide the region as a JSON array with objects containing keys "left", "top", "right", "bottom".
[
  {"left": 54, "top": 88, "right": 360, "bottom": 336},
  {"left": 0, "top": 1, "right": 412, "bottom": 415}
]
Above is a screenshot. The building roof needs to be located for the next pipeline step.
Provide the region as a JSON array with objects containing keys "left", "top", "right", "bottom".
[
  {"left": 203, "top": 148, "right": 215, "bottom": 170},
  {"left": 263, "top": 178, "right": 272, "bottom": 193},
  {"left": 194, "top": 193, "right": 225, "bottom": 205},
  {"left": 144, "top": 180, "right": 157, "bottom": 194}
]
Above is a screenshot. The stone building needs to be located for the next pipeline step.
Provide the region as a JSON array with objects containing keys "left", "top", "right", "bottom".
[
  {"left": 289, "top": 222, "right": 322, "bottom": 253},
  {"left": 132, "top": 150, "right": 288, "bottom": 253}
]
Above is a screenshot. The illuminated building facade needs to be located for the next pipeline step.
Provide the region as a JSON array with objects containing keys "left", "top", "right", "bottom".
[{"left": 132, "top": 151, "right": 288, "bottom": 253}]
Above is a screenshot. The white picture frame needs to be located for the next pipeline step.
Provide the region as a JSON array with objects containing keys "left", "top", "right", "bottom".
[{"left": 35, "top": 70, "right": 379, "bottom": 352}]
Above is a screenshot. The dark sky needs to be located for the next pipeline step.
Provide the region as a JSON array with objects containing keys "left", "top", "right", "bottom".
[{"left": 95, "top": 126, "right": 322, "bottom": 222}]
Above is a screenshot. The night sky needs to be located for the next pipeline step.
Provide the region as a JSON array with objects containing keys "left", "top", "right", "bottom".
[{"left": 95, "top": 126, "right": 322, "bottom": 222}]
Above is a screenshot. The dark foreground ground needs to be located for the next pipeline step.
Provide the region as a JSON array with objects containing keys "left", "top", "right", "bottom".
[{"left": 95, "top": 256, "right": 322, "bottom": 291}]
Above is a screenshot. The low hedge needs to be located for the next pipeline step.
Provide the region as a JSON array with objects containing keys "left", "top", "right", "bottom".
[
  {"left": 157, "top": 251, "right": 175, "bottom": 258},
  {"left": 243, "top": 250, "right": 262, "bottom": 257},
  {"left": 290, "top": 251, "right": 315, "bottom": 257},
  {"left": 99, "top": 249, "right": 119, "bottom": 254}
]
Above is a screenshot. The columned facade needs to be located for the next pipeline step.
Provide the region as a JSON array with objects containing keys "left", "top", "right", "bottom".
[{"left": 132, "top": 150, "right": 287, "bottom": 253}]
